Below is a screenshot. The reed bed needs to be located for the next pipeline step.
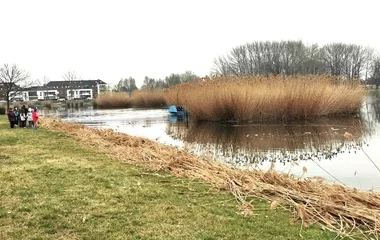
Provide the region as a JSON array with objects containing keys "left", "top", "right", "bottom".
[
  {"left": 95, "top": 90, "right": 166, "bottom": 108},
  {"left": 130, "top": 89, "right": 167, "bottom": 108},
  {"left": 41, "top": 118, "right": 380, "bottom": 239},
  {"left": 95, "top": 92, "right": 131, "bottom": 108},
  {"left": 165, "top": 75, "right": 365, "bottom": 122}
]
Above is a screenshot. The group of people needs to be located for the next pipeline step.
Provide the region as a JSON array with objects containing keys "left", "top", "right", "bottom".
[{"left": 7, "top": 105, "right": 39, "bottom": 129}]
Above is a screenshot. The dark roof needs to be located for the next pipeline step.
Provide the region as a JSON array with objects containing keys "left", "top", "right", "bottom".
[
  {"left": 23, "top": 86, "right": 42, "bottom": 91},
  {"left": 46, "top": 79, "right": 107, "bottom": 87}
]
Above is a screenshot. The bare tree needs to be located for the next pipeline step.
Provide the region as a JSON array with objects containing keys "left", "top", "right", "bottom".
[
  {"left": 165, "top": 74, "right": 181, "bottom": 87},
  {"left": 62, "top": 71, "right": 80, "bottom": 81},
  {"left": 212, "top": 40, "right": 373, "bottom": 80},
  {"left": 62, "top": 71, "right": 80, "bottom": 100},
  {"left": 113, "top": 77, "right": 138, "bottom": 94},
  {"left": 36, "top": 76, "right": 51, "bottom": 100},
  {"left": 141, "top": 76, "right": 156, "bottom": 90},
  {"left": 180, "top": 71, "right": 199, "bottom": 83},
  {"left": 212, "top": 56, "right": 232, "bottom": 76},
  {"left": 0, "top": 64, "right": 30, "bottom": 110},
  {"left": 154, "top": 79, "right": 167, "bottom": 89},
  {"left": 303, "top": 44, "right": 325, "bottom": 75},
  {"left": 348, "top": 45, "right": 372, "bottom": 80},
  {"left": 369, "top": 58, "right": 380, "bottom": 89},
  {"left": 123, "top": 77, "right": 138, "bottom": 94}
]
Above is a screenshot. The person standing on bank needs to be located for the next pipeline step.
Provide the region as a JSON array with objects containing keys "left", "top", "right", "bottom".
[
  {"left": 32, "top": 109, "right": 39, "bottom": 129},
  {"left": 14, "top": 107, "right": 19, "bottom": 126},
  {"left": 27, "top": 108, "right": 33, "bottom": 128},
  {"left": 19, "top": 108, "right": 26, "bottom": 128},
  {"left": 7, "top": 108, "right": 16, "bottom": 128},
  {"left": 20, "top": 105, "right": 27, "bottom": 127}
]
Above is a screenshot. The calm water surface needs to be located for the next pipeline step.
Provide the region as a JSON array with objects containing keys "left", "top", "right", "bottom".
[{"left": 43, "top": 97, "right": 380, "bottom": 190}]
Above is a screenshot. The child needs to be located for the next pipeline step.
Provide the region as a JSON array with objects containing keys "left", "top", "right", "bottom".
[
  {"left": 20, "top": 109, "right": 26, "bottom": 128},
  {"left": 14, "top": 107, "right": 19, "bottom": 126},
  {"left": 27, "top": 108, "right": 33, "bottom": 128},
  {"left": 32, "top": 109, "right": 39, "bottom": 129}
]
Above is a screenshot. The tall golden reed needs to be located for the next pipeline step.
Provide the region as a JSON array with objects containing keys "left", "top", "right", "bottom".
[
  {"left": 130, "top": 89, "right": 167, "bottom": 108},
  {"left": 165, "top": 75, "right": 365, "bottom": 121},
  {"left": 95, "top": 90, "right": 167, "bottom": 108},
  {"left": 95, "top": 92, "right": 131, "bottom": 108}
]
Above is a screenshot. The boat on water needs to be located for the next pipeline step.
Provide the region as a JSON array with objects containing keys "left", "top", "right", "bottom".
[
  {"left": 168, "top": 105, "right": 186, "bottom": 116},
  {"left": 168, "top": 105, "right": 188, "bottom": 123}
]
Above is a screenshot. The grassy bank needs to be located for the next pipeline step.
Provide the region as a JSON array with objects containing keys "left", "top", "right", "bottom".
[
  {"left": 0, "top": 116, "right": 337, "bottom": 239},
  {"left": 165, "top": 75, "right": 365, "bottom": 122},
  {"left": 40, "top": 118, "right": 380, "bottom": 239}
]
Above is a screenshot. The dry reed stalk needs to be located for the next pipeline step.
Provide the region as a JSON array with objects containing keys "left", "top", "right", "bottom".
[
  {"left": 130, "top": 89, "right": 166, "bottom": 108},
  {"left": 165, "top": 75, "right": 364, "bottom": 122},
  {"left": 41, "top": 118, "right": 380, "bottom": 239},
  {"left": 95, "top": 92, "right": 131, "bottom": 108}
]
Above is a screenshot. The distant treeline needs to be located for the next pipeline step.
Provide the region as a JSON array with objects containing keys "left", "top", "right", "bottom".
[
  {"left": 111, "top": 40, "right": 380, "bottom": 93},
  {"left": 111, "top": 71, "right": 200, "bottom": 94},
  {"left": 212, "top": 40, "right": 380, "bottom": 86}
]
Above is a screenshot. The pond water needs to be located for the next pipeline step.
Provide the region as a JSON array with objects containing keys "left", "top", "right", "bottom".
[{"left": 42, "top": 96, "right": 380, "bottom": 191}]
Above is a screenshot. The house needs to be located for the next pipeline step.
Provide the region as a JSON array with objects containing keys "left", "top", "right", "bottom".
[
  {"left": 44, "top": 79, "right": 107, "bottom": 100},
  {"left": 1, "top": 83, "right": 27, "bottom": 102},
  {"left": 8, "top": 86, "right": 43, "bottom": 102},
  {"left": 2, "top": 80, "right": 107, "bottom": 102}
]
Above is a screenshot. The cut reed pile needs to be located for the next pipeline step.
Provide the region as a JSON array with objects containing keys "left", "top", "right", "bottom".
[
  {"left": 165, "top": 75, "right": 365, "bottom": 122},
  {"left": 41, "top": 118, "right": 380, "bottom": 239}
]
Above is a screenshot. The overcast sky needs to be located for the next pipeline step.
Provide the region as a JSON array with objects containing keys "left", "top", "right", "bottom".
[{"left": 1, "top": 0, "right": 379, "bottom": 87}]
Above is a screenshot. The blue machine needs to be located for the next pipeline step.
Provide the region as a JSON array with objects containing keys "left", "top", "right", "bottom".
[
  {"left": 168, "top": 105, "right": 188, "bottom": 123},
  {"left": 168, "top": 105, "right": 185, "bottom": 116}
]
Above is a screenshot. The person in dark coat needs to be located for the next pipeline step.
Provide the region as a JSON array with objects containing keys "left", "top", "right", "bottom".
[{"left": 7, "top": 108, "right": 17, "bottom": 128}]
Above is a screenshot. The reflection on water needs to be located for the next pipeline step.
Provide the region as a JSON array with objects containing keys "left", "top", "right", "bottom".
[
  {"left": 44, "top": 107, "right": 186, "bottom": 147},
  {"left": 48, "top": 96, "right": 380, "bottom": 190},
  {"left": 167, "top": 116, "right": 378, "bottom": 189},
  {"left": 167, "top": 118, "right": 368, "bottom": 165}
]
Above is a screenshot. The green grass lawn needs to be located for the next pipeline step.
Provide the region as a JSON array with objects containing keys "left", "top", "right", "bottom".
[{"left": 0, "top": 115, "right": 339, "bottom": 239}]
